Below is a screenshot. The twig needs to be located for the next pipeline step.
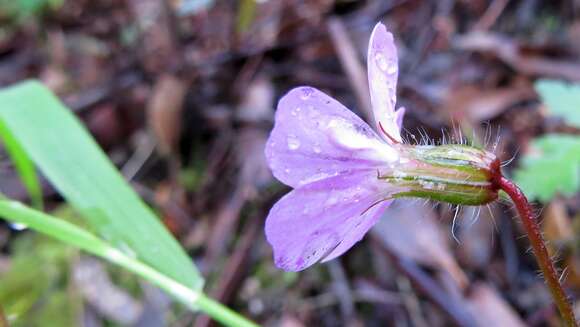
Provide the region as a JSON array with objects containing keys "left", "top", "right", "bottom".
[
  {"left": 194, "top": 210, "right": 263, "bottom": 327},
  {"left": 473, "top": 0, "right": 510, "bottom": 31},
  {"left": 372, "top": 238, "right": 478, "bottom": 326},
  {"left": 328, "top": 260, "right": 355, "bottom": 321},
  {"left": 327, "top": 17, "right": 373, "bottom": 123}
]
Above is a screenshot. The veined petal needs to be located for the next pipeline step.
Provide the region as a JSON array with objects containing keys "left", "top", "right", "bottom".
[
  {"left": 320, "top": 199, "right": 391, "bottom": 263},
  {"left": 395, "top": 107, "right": 405, "bottom": 130},
  {"left": 265, "top": 86, "right": 399, "bottom": 188},
  {"left": 367, "top": 22, "right": 402, "bottom": 142},
  {"left": 265, "top": 171, "right": 396, "bottom": 271}
]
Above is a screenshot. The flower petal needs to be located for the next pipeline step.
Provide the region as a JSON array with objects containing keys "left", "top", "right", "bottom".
[
  {"left": 367, "top": 22, "right": 402, "bottom": 142},
  {"left": 265, "top": 86, "right": 399, "bottom": 188},
  {"left": 265, "top": 171, "right": 395, "bottom": 271},
  {"left": 395, "top": 107, "right": 405, "bottom": 130}
]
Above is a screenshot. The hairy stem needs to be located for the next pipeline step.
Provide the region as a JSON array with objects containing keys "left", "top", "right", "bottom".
[{"left": 497, "top": 176, "right": 576, "bottom": 326}]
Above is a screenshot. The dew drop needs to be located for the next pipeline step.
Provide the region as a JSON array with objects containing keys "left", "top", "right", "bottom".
[
  {"left": 287, "top": 134, "right": 301, "bottom": 150},
  {"left": 326, "top": 196, "right": 338, "bottom": 207},
  {"left": 313, "top": 144, "right": 322, "bottom": 154},
  {"left": 386, "top": 60, "right": 397, "bottom": 75},
  {"left": 375, "top": 53, "right": 397, "bottom": 75},
  {"left": 375, "top": 53, "right": 388, "bottom": 71},
  {"left": 300, "top": 88, "right": 314, "bottom": 100}
]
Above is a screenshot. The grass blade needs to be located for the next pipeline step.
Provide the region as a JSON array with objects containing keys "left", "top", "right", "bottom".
[
  {"left": 0, "top": 80, "right": 203, "bottom": 290},
  {"left": 0, "top": 119, "right": 43, "bottom": 209},
  {"left": 0, "top": 200, "right": 258, "bottom": 327}
]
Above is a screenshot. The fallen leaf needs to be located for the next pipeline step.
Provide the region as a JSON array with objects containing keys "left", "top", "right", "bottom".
[
  {"left": 466, "top": 283, "right": 526, "bottom": 327},
  {"left": 454, "top": 32, "right": 580, "bottom": 81},
  {"left": 444, "top": 84, "right": 535, "bottom": 123},
  {"left": 147, "top": 74, "right": 187, "bottom": 156}
]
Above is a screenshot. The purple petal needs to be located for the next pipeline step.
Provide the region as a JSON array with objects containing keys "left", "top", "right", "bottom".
[
  {"left": 395, "top": 107, "right": 405, "bottom": 130},
  {"left": 320, "top": 199, "right": 391, "bottom": 263},
  {"left": 367, "top": 22, "right": 402, "bottom": 142},
  {"left": 265, "top": 86, "right": 399, "bottom": 188},
  {"left": 265, "top": 171, "right": 395, "bottom": 271}
]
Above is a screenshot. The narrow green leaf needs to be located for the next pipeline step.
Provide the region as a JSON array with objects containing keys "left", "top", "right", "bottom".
[
  {"left": 0, "top": 119, "right": 43, "bottom": 209},
  {"left": 0, "top": 80, "right": 203, "bottom": 291},
  {"left": 514, "top": 134, "right": 580, "bottom": 202},
  {"left": 535, "top": 79, "right": 580, "bottom": 128},
  {"left": 0, "top": 200, "right": 258, "bottom": 327}
]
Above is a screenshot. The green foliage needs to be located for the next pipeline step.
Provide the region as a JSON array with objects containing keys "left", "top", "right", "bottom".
[
  {"left": 0, "top": 80, "right": 203, "bottom": 291},
  {"left": 0, "top": 0, "right": 62, "bottom": 21},
  {"left": 535, "top": 79, "right": 580, "bottom": 128},
  {"left": 0, "top": 80, "right": 257, "bottom": 327},
  {"left": 514, "top": 134, "right": 580, "bottom": 202},
  {"left": 0, "top": 120, "right": 43, "bottom": 209},
  {"left": 0, "top": 233, "right": 79, "bottom": 326},
  {"left": 0, "top": 200, "right": 257, "bottom": 327}
]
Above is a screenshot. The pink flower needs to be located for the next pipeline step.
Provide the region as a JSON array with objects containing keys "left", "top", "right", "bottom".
[
  {"left": 264, "top": 23, "right": 407, "bottom": 271},
  {"left": 264, "top": 22, "right": 499, "bottom": 271}
]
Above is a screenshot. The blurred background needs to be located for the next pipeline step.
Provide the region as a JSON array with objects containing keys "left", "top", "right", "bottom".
[{"left": 0, "top": 0, "right": 579, "bottom": 326}]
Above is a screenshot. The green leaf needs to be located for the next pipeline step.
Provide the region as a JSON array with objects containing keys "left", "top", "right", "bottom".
[
  {"left": 0, "top": 233, "right": 79, "bottom": 325},
  {"left": 0, "top": 199, "right": 258, "bottom": 327},
  {"left": 0, "top": 80, "right": 203, "bottom": 291},
  {"left": 514, "top": 134, "right": 580, "bottom": 202},
  {"left": 0, "top": 119, "right": 43, "bottom": 209},
  {"left": 535, "top": 79, "right": 580, "bottom": 128}
]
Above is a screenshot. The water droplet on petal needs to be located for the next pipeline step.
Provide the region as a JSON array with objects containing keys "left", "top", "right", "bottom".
[
  {"left": 374, "top": 53, "right": 388, "bottom": 72},
  {"left": 313, "top": 144, "right": 321, "bottom": 153},
  {"left": 287, "top": 134, "right": 301, "bottom": 150},
  {"left": 386, "top": 59, "right": 397, "bottom": 75},
  {"left": 300, "top": 88, "right": 314, "bottom": 100},
  {"left": 291, "top": 107, "right": 302, "bottom": 117},
  {"left": 375, "top": 53, "right": 397, "bottom": 75}
]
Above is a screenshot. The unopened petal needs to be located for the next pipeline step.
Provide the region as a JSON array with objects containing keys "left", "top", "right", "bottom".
[
  {"left": 265, "top": 171, "right": 396, "bottom": 271},
  {"left": 265, "top": 86, "right": 399, "bottom": 188},
  {"left": 367, "top": 22, "right": 402, "bottom": 142}
]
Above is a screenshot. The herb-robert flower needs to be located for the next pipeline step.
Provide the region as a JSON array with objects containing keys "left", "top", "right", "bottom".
[{"left": 264, "top": 22, "right": 501, "bottom": 271}]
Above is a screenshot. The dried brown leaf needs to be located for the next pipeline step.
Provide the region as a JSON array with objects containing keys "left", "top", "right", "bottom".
[
  {"left": 147, "top": 74, "right": 187, "bottom": 155},
  {"left": 444, "top": 84, "right": 535, "bottom": 122},
  {"left": 466, "top": 284, "right": 526, "bottom": 327},
  {"left": 455, "top": 32, "right": 580, "bottom": 81}
]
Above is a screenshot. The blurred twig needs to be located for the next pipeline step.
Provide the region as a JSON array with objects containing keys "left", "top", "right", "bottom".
[
  {"left": 473, "top": 0, "right": 510, "bottom": 31},
  {"left": 371, "top": 237, "right": 478, "bottom": 327},
  {"left": 327, "top": 17, "right": 373, "bottom": 123},
  {"left": 328, "top": 260, "right": 356, "bottom": 322},
  {"left": 194, "top": 209, "right": 263, "bottom": 327}
]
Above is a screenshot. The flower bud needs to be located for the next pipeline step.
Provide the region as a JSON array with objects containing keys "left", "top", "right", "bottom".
[{"left": 384, "top": 144, "right": 501, "bottom": 205}]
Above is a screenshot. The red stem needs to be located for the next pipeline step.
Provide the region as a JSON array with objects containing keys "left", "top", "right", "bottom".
[{"left": 496, "top": 176, "right": 576, "bottom": 326}]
